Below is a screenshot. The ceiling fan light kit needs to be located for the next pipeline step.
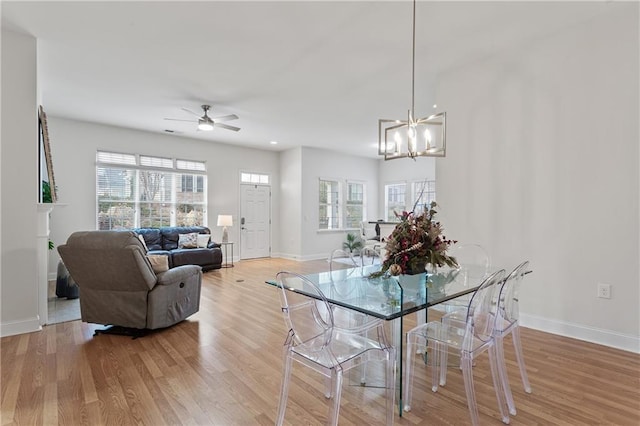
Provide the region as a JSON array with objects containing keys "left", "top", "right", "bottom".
[
  {"left": 378, "top": 0, "right": 447, "bottom": 160},
  {"left": 197, "top": 120, "right": 214, "bottom": 132},
  {"left": 165, "top": 104, "right": 240, "bottom": 133}
]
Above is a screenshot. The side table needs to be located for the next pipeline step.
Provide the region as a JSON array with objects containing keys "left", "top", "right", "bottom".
[{"left": 220, "top": 242, "right": 234, "bottom": 268}]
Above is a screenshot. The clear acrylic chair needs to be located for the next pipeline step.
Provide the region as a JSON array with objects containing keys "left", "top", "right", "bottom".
[
  {"left": 361, "top": 245, "right": 381, "bottom": 265},
  {"left": 328, "top": 248, "right": 359, "bottom": 271},
  {"left": 493, "top": 261, "right": 533, "bottom": 413},
  {"left": 436, "top": 243, "right": 491, "bottom": 313},
  {"left": 442, "top": 261, "right": 532, "bottom": 415},
  {"left": 328, "top": 248, "right": 383, "bottom": 385},
  {"left": 404, "top": 269, "right": 510, "bottom": 426},
  {"left": 275, "top": 271, "right": 396, "bottom": 426},
  {"left": 452, "top": 244, "right": 491, "bottom": 289}
]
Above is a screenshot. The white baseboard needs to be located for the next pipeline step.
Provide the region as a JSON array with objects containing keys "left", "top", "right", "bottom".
[
  {"left": 48, "top": 272, "right": 56, "bottom": 281},
  {"left": 270, "top": 252, "right": 330, "bottom": 261},
  {"left": 520, "top": 313, "right": 640, "bottom": 354},
  {"left": 0, "top": 317, "right": 42, "bottom": 338}
]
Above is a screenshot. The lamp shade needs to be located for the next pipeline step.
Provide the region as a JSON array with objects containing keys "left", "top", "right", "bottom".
[{"left": 217, "top": 215, "right": 233, "bottom": 227}]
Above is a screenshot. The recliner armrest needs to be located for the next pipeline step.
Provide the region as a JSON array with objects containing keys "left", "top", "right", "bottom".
[
  {"left": 156, "top": 264, "right": 202, "bottom": 286},
  {"left": 208, "top": 242, "right": 221, "bottom": 249}
]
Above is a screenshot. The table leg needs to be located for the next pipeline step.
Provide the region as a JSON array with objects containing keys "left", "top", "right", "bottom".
[{"left": 390, "top": 316, "right": 404, "bottom": 416}]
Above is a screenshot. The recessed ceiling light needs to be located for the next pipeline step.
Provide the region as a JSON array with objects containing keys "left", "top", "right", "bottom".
[
  {"left": 270, "top": 140, "right": 278, "bottom": 145},
  {"left": 433, "top": 104, "right": 437, "bottom": 108}
]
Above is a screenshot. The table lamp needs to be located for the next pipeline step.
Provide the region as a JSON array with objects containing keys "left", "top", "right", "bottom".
[{"left": 217, "top": 215, "right": 233, "bottom": 243}]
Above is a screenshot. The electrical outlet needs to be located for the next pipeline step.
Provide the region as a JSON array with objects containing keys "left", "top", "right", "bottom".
[{"left": 597, "top": 283, "right": 611, "bottom": 299}]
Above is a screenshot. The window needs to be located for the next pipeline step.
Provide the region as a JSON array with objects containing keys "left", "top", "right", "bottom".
[
  {"left": 385, "top": 183, "right": 406, "bottom": 221},
  {"left": 138, "top": 169, "right": 172, "bottom": 227},
  {"left": 384, "top": 180, "right": 437, "bottom": 220},
  {"left": 176, "top": 174, "right": 205, "bottom": 226},
  {"left": 319, "top": 179, "right": 341, "bottom": 230},
  {"left": 180, "top": 175, "right": 204, "bottom": 193},
  {"left": 318, "top": 179, "right": 366, "bottom": 230},
  {"left": 241, "top": 172, "right": 269, "bottom": 185},
  {"left": 345, "top": 181, "right": 364, "bottom": 229},
  {"left": 97, "top": 151, "right": 207, "bottom": 230},
  {"left": 412, "top": 180, "right": 436, "bottom": 215}
]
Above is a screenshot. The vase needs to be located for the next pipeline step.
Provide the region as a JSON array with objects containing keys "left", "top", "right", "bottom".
[{"left": 393, "top": 272, "right": 427, "bottom": 304}]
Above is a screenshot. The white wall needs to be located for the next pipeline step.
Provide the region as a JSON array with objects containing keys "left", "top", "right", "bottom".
[
  {"left": 1, "top": 30, "right": 41, "bottom": 336},
  {"left": 300, "top": 147, "right": 379, "bottom": 260},
  {"left": 277, "top": 147, "right": 303, "bottom": 259},
  {"left": 46, "top": 117, "right": 281, "bottom": 270},
  {"left": 436, "top": 3, "right": 639, "bottom": 352}
]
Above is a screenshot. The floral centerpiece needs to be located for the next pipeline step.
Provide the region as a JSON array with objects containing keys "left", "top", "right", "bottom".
[{"left": 371, "top": 202, "right": 458, "bottom": 277}]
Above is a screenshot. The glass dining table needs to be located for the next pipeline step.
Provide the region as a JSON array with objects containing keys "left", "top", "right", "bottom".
[{"left": 266, "top": 263, "right": 496, "bottom": 415}]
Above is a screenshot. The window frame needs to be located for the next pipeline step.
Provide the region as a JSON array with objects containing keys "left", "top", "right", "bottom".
[
  {"left": 240, "top": 171, "right": 270, "bottom": 185},
  {"left": 318, "top": 178, "right": 342, "bottom": 231},
  {"left": 96, "top": 151, "right": 207, "bottom": 230},
  {"left": 345, "top": 180, "right": 366, "bottom": 230},
  {"left": 411, "top": 179, "right": 436, "bottom": 215},
  {"left": 384, "top": 179, "right": 437, "bottom": 221},
  {"left": 384, "top": 182, "right": 407, "bottom": 222},
  {"left": 318, "top": 178, "right": 367, "bottom": 231}
]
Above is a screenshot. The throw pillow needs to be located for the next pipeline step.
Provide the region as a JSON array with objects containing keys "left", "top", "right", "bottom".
[
  {"left": 178, "top": 232, "right": 198, "bottom": 249},
  {"left": 137, "top": 233, "right": 149, "bottom": 252},
  {"left": 147, "top": 254, "right": 169, "bottom": 274},
  {"left": 197, "top": 234, "right": 210, "bottom": 248}
]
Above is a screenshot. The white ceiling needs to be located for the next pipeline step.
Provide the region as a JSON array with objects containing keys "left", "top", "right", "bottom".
[{"left": 2, "top": 1, "right": 610, "bottom": 158}]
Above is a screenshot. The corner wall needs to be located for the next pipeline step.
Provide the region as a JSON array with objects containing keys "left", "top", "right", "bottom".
[
  {"left": 300, "top": 147, "right": 379, "bottom": 260},
  {"left": 1, "top": 30, "right": 41, "bottom": 336},
  {"left": 277, "top": 147, "right": 303, "bottom": 259}
]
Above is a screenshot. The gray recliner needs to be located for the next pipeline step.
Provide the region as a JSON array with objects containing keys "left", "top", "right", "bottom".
[{"left": 58, "top": 230, "right": 202, "bottom": 333}]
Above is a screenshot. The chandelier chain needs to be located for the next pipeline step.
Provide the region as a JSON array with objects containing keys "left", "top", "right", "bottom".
[{"left": 411, "top": 0, "right": 416, "bottom": 117}]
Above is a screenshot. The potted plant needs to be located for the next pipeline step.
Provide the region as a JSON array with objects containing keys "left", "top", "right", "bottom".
[{"left": 342, "top": 232, "right": 363, "bottom": 254}]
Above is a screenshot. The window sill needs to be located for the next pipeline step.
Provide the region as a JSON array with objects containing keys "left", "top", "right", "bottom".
[{"left": 317, "top": 228, "right": 360, "bottom": 234}]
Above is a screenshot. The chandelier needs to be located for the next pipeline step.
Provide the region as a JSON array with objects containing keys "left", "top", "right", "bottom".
[{"left": 378, "top": 0, "right": 446, "bottom": 160}]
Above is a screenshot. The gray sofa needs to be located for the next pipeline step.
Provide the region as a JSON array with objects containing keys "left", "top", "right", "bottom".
[
  {"left": 134, "top": 226, "right": 223, "bottom": 271},
  {"left": 58, "top": 230, "right": 202, "bottom": 332}
]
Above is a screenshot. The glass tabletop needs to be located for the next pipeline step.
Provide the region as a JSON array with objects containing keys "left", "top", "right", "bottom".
[{"left": 266, "top": 264, "right": 490, "bottom": 321}]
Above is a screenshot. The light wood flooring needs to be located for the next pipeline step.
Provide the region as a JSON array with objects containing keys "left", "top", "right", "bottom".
[{"left": 2, "top": 257, "right": 639, "bottom": 425}]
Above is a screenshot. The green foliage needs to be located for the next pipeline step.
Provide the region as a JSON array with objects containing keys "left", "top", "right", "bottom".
[
  {"left": 342, "top": 232, "right": 363, "bottom": 253},
  {"left": 42, "top": 180, "right": 52, "bottom": 203}
]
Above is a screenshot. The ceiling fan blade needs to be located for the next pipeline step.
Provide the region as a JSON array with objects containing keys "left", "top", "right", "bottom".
[
  {"left": 164, "top": 118, "right": 197, "bottom": 123},
  {"left": 213, "top": 114, "right": 239, "bottom": 122},
  {"left": 216, "top": 123, "right": 241, "bottom": 132},
  {"left": 181, "top": 108, "right": 203, "bottom": 118}
]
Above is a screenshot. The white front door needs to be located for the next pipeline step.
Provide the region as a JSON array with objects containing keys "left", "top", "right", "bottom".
[{"left": 240, "top": 184, "right": 271, "bottom": 259}]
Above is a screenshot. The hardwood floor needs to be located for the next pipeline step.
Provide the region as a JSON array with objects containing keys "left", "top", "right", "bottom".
[{"left": 2, "top": 257, "right": 639, "bottom": 425}]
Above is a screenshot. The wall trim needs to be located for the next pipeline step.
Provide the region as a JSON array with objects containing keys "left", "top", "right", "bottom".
[
  {"left": 520, "top": 313, "right": 639, "bottom": 354},
  {"left": 0, "top": 317, "right": 42, "bottom": 338}
]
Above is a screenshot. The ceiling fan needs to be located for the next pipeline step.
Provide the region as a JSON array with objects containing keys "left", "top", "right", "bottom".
[{"left": 164, "top": 105, "right": 240, "bottom": 132}]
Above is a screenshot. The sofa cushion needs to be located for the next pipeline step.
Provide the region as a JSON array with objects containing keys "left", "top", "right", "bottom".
[
  {"left": 137, "top": 234, "right": 149, "bottom": 252},
  {"left": 171, "top": 248, "right": 220, "bottom": 268},
  {"left": 161, "top": 226, "right": 210, "bottom": 250},
  {"left": 178, "top": 232, "right": 198, "bottom": 249},
  {"left": 197, "top": 234, "right": 210, "bottom": 248},
  {"left": 147, "top": 254, "right": 169, "bottom": 274},
  {"left": 135, "top": 228, "right": 162, "bottom": 251}
]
